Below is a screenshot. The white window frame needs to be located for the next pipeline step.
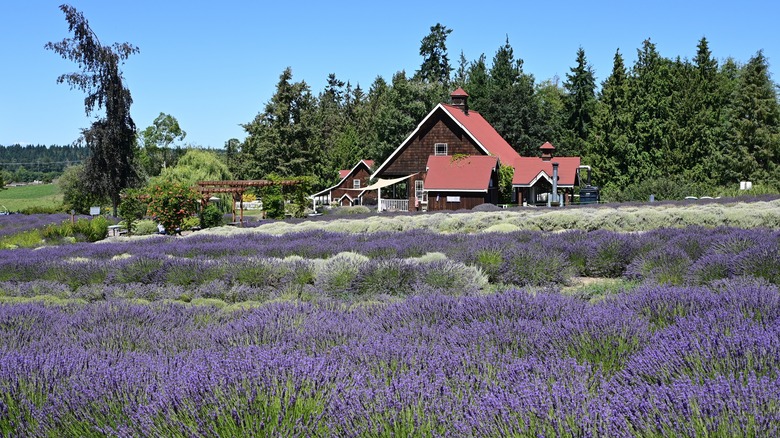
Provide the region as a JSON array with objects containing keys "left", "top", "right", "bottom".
[
  {"left": 353, "top": 179, "right": 361, "bottom": 189},
  {"left": 434, "top": 143, "right": 448, "bottom": 156},
  {"left": 415, "top": 180, "right": 426, "bottom": 202}
]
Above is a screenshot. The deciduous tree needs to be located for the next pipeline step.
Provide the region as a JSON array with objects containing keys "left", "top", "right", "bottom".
[{"left": 139, "top": 112, "right": 187, "bottom": 176}]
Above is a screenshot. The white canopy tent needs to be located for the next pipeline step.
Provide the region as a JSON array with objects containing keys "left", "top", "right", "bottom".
[
  {"left": 344, "top": 173, "right": 418, "bottom": 212},
  {"left": 309, "top": 173, "right": 418, "bottom": 213}
]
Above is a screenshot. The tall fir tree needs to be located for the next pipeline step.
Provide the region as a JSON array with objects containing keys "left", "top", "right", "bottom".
[
  {"left": 415, "top": 23, "right": 453, "bottom": 85},
  {"left": 237, "top": 68, "right": 322, "bottom": 182},
  {"left": 563, "top": 47, "right": 596, "bottom": 156},
  {"left": 478, "top": 38, "right": 543, "bottom": 156},
  {"left": 726, "top": 51, "right": 780, "bottom": 183},
  {"left": 586, "top": 49, "right": 632, "bottom": 189},
  {"left": 674, "top": 37, "right": 723, "bottom": 184},
  {"left": 626, "top": 39, "right": 675, "bottom": 181},
  {"left": 465, "top": 54, "right": 490, "bottom": 107}
]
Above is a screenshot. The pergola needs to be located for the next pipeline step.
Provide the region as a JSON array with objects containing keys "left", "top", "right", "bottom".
[{"left": 196, "top": 179, "right": 301, "bottom": 224}]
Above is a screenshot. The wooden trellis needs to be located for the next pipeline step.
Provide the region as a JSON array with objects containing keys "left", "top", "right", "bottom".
[{"left": 195, "top": 179, "right": 301, "bottom": 224}]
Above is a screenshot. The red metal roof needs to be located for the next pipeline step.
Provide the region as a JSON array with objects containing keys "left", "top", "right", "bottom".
[
  {"left": 512, "top": 156, "right": 581, "bottom": 187},
  {"left": 424, "top": 155, "right": 498, "bottom": 191},
  {"left": 450, "top": 87, "right": 469, "bottom": 97},
  {"left": 440, "top": 104, "right": 521, "bottom": 166},
  {"left": 338, "top": 159, "right": 373, "bottom": 180}
]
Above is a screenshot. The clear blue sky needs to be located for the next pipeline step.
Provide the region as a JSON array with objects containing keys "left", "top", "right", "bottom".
[{"left": 2, "top": 1, "right": 778, "bottom": 149}]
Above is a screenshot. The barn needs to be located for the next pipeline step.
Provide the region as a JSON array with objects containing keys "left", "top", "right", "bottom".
[
  {"left": 371, "top": 88, "right": 518, "bottom": 211},
  {"left": 310, "top": 159, "right": 375, "bottom": 207}
]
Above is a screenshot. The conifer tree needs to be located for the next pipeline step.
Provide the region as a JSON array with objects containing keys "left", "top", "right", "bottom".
[
  {"left": 238, "top": 68, "right": 322, "bottom": 182},
  {"left": 415, "top": 23, "right": 453, "bottom": 85},
  {"left": 727, "top": 51, "right": 780, "bottom": 183},
  {"left": 563, "top": 47, "right": 596, "bottom": 153},
  {"left": 587, "top": 49, "right": 632, "bottom": 189}
]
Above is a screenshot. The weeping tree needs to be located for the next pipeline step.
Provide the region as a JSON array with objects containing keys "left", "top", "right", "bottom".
[{"left": 46, "top": 4, "right": 141, "bottom": 216}]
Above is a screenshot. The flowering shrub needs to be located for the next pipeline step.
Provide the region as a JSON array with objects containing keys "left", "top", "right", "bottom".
[{"left": 146, "top": 181, "right": 198, "bottom": 234}]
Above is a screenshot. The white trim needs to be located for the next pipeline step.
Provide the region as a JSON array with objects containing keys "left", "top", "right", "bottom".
[
  {"left": 310, "top": 160, "right": 372, "bottom": 199},
  {"left": 338, "top": 193, "right": 354, "bottom": 202},
  {"left": 425, "top": 188, "right": 488, "bottom": 193},
  {"left": 372, "top": 104, "right": 493, "bottom": 177},
  {"left": 434, "top": 142, "right": 448, "bottom": 156},
  {"left": 512, "top": 170, "right": 575, "bottom": 188}
]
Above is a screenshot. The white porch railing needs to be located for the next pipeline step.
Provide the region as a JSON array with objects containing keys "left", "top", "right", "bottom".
[{"left": 380, "top": 199, "right": 409, "bottom": 212}]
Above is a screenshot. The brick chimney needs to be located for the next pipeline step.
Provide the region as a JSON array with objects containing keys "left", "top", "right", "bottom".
[
  {"left": 540, "top": 142, "right": 555, "bottom": 161},
  {"left": 450, "top": 87, "right": 469, "bottom": 114}
]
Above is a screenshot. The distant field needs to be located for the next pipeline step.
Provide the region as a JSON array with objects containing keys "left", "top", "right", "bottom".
[{"left": 0, "top": 184, "right": 63, "bottom": 212}]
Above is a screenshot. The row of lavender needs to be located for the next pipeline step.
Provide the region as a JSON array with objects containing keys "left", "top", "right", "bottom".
[
  {"left": 1, "top": 279, "right": 778, "bottom": 436},
  {"left": 0, "top": 214, "right": 75, "bottom": 239},
  {"left": 0, "top": 227, "right": 778, "bottom": 300}
]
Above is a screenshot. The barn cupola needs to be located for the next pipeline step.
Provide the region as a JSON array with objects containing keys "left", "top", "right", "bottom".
[
  {"left": 540, "top": 142, "right": 555, "bottom": 161},
  {"left": 450, "top": 87, "right": 469, "bottom": 114}
]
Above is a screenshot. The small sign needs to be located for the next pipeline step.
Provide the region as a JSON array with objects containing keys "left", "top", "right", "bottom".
[
  {"left": 89, "top": 206, "right": 101, "bottom": 216},
  {"left": 446, "top": 196, "right": 460, "bottom": 203}
]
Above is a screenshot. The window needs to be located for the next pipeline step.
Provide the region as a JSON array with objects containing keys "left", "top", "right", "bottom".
[
  {"left": 353, "top": 179, "right": 361, "bottom": 189},
  {"left": 434, "top": 143, "right": 448, "bottom": 156},
  {"left": 415, "top": 180, "right": 427, "bottom": 203}
]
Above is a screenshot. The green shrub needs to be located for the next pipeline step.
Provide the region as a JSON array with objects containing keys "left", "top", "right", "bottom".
[
  {"left": 118, "top": 189, "right": 149, "bottom": 236},
  {"left": 315, "top": 252, "right": 368, "bottom": 295},
  {"left": 602, "top": 175, "right": 709, "bottom": 202},
  {"left": 133, "top": 219, "right": 159, "bottom": 235},
  {"left": 18, "top": 205, "right": 65, "bottom": 214},
  {"left": 72, "top": 217, "right": 109, "bottom": 242},
  {"left": 199, "top": 204, "right": 224, "bottom": 228},
  {"left": 181, "top": 216, "right": 201, "bottom": 231},
  {"left": 474, "top": 249, "right": 504, "bottom": 282},
  {"left": 0, "top": 229, "right": 44, "bottom": 249}
]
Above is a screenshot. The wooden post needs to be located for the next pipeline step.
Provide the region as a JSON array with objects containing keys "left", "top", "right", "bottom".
[
  {"left": 239, "top": 189, "right": 244, "bottom": 225},
  {"left": 231, "top": 192, "right": 237, "bottom": 223}
]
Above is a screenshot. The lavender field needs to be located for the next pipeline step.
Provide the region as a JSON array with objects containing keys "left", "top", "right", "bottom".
[{"left": 1, "top": 213, "right": 779, "bottom": 436}]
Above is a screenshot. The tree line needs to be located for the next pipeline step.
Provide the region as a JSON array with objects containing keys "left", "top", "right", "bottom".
[
  {"left": 0, "top": 144, "right": 90, "bottom": 183},
  {"left": 232, "top": 25, "right": 780, "bottom": 200},
  {"left": 44, "top": 7, "right": 780, "bottom": 211}
]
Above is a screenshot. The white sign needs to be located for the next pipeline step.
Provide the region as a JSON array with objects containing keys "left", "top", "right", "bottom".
[
  {"left": 446, "top": 196, "right": 460, "bottom": 203},
  {"left": 89, "top": 206, "right": 101, "bottom": 216}
]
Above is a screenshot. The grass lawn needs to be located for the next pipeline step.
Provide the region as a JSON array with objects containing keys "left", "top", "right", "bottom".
[{"left": 0, "top": 184, "right": 63, "bottom": 212}]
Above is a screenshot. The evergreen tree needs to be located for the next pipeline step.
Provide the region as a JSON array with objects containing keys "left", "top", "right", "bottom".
[
  {"left": 673, "top": 37, "right": 723, "bottom": 184},
  {"left": 453, "top": 50, "right": 469, "bottom": 88},
  {"left": 626, "top": 39, "right": 675, "bottom": 181},
  {"left": 563, "top": 47, "right": 596, "bottom": 154},
  {"left": 479, "top": 38, "right": 543, "bottom": 156},
  {"left": 46, "top": 5, "right": 141, "bottom": 216},
  {"left": 465, "top": 54, "right": 489, "bottom": 107},
  {"left": 415, "top": 23, "right": 453, "bottom": 85},
  {"left": 727, "top": 51, "right": 780, "bottom": 183},
  {"left": 587, "top": 49, "right": 632, "bottom": 189},
  {"left": 535, "top": 78, "right": 567, "bottom": 152},
  {"left": 369, "top": 72, "right": 446, "bottom": 163},
  {"left": 237, "top": 68, "right": 321, "bottom": 181}
]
